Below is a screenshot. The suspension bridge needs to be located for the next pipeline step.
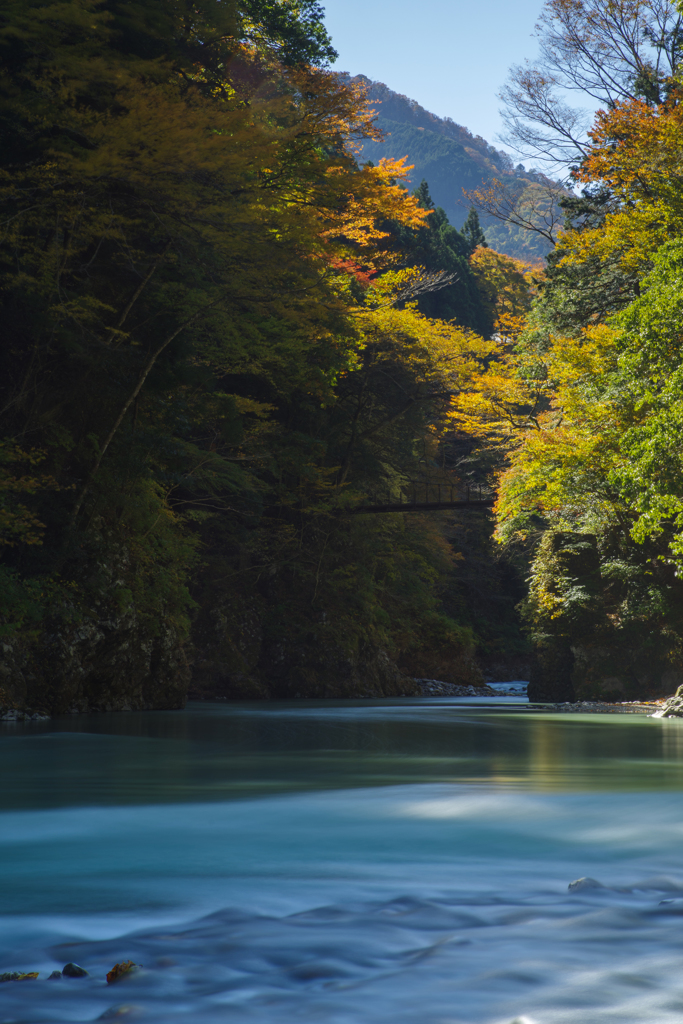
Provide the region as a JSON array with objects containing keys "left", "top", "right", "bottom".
[{"left": 352, "top": 482, "right": 494, "bottom": 514}]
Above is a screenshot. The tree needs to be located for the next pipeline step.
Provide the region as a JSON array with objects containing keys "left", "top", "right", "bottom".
[
  {"left": 469, "top": 248, "right": 543, "bottom": 337},
  {"left": 382, "top": 182, "right": 492, "bottom": 335},
  {"left": 238, "top": 0, "right": 338, "bottom": 66},
  {"left": 0, "top": 0, "right": 430, "bottom": 643},
  {"left": 464, "top": 178, "right": 567, "bottom": 251},
  {"left": 461, "top": 208, "right": 487, "bottom": 254},
  {"left": 557, "top": 94, "right": 683, "bottom": 274},
  {"left": 2, "top": 0, "right": 509, "bottom": 709},
  {"left": 499, "top": 0, "right": 683, "bottom": 172}
]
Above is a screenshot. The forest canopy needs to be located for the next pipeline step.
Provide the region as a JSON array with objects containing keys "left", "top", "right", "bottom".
[
  {"left": 0, "top": 0, "right": 514, "bottom": 709},
  {"left": 458, "top": 0, "right": 683, "bottom": 701},
  {"left": 4, "top": 0, "right": 683, "bottom": 711}
]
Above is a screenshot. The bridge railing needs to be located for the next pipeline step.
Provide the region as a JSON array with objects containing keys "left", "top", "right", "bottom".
[{"left": 353, "top": 480, "right": 494, "bottom": 513}]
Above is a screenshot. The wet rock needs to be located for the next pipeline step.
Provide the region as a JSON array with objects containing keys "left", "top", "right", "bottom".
[
  {"left": 0, "top": 705, "right": 50, "bottom": 721},
  {"left": 47, "top": 970, "right": 62, "bottom": 979},
  {"left": 568, "top": 877, "right": 605, "bottom": 892},
  {"left": 62, "top": 962, "right": 88, "bottom": 977},
  {"left": 98, "top": 1006, "right": 143, "bottom": 1020},
  {"left": 0, "top": 971, "right": 39, "bottom": 981},
  {"left": 107, "top": 961, "right": 142, "bottom": 984},
  {"left": 415, "top": 679, "right": 498, "bottom": 697},
  {"left": 650, "top": 686, "right": 683, "bottom": 717}
]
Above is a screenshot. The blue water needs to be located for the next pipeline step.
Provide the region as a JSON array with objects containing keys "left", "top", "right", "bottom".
[{"left": 2, "top": 699, "right": 683, "bottom": 1022}]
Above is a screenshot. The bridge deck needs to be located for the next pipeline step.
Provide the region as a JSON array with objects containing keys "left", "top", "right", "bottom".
[{"left": 353, "top": 498, "right": 494, "bottom": 514}]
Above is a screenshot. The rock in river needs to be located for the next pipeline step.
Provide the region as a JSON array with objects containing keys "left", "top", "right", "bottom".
[{"left": 62, "top": 962, "right": 88, "bottom": 977}]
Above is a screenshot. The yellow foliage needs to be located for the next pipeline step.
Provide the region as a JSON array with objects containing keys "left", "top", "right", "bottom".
[
  {"left": 557, "top": 97, "right": 683, "bottom": 272},
  {"left": 493, "top": 325, "right": 624, "bottom": 533},
  {"left": 469, "top": 246, "right": 543, "bottom": 334},
  {"left": 0, "top": 445, "right": 59, "bottom": 547},
  {"left": 557, "top": 202, "right": 673, "bottom": 274},
  {"left": 354, "top": 302, "right": 494, "bottom": 395}
]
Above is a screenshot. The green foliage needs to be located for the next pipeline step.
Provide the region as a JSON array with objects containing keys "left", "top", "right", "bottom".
[
  {"left": 461, "top": 208, "right": 487, "bottom": 255},
  {"left": 0, "top": 0, "right": 506, "bottom": 692},
  {"left": 356, "top": 78, "right": 554, "bottom": 261},
  {"left": 385, "top": 182, "right": 492, "bottom": 335},
  {"left": 607, "top": 240, "right": 683, "bottom": 561},
  {"left": 238, "top": 0, "right": 337, "bottom": 66}
]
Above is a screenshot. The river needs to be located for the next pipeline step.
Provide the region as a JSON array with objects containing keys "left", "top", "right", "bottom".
[{"left": 2, "top": 697, "right": 683, "bottom": 1022}]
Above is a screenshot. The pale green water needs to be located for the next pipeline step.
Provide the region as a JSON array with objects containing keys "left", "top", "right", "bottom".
[
  {"left": 2, "top": 699, "right": 683, "bottom": 1023},
  {"left": 2, "top": 699, "right": 682, "bottom": 809}
]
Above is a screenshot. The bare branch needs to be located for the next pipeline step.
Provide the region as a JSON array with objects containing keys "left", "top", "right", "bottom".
[
  {"left": 356, "top": 270, "right": 459, "bottom": 315},
  {"left": 499, "top": 0, "right": 683, "bottom": 170},
  {"left": 464, "top": 178, "right": 568, "bottom": 246}
]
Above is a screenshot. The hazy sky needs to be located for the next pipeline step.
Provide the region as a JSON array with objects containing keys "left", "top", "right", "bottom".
[{"left": 320, "top": 0, "right": 547, "bottom": 154}]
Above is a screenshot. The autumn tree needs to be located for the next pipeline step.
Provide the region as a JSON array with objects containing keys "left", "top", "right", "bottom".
[
  {"left": 384, "top": 182, "right": 492, "bottom": 335},
  {"left": 499, "top": 0, "right": 683, "bottom": 172},
  {"left": 1, "top": 0, "right": 505, "bottom": 705}
]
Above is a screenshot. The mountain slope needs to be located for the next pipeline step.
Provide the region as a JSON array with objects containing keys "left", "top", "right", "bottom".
[{"left": 353, "top": 77, "right": 554, "bottom": 261}]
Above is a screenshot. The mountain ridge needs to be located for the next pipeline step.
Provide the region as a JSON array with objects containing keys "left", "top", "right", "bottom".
[{"left": 351, "top": 76, "right": 555, "bottom": 261}]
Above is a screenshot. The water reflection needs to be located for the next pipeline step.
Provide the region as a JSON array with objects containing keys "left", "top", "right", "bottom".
[{"left": 2, "top": 700, "right": 683, "bottom": 810}]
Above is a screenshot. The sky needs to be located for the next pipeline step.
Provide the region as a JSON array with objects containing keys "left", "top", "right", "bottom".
[{"left": 319, "top": 0, "right": 547, "bottom": 155}]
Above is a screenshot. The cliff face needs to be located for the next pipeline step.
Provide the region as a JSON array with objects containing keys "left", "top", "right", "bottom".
[
  {"left": 2, "top": 623, "right": 188, "bottom": 714},
  {"left": 2, "top": 605, "right": 189, "bottom": 715}
]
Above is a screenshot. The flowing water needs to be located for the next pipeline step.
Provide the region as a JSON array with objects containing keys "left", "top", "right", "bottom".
[{"left": 2, "top": 698, "right": 683, "bottom": 1023}]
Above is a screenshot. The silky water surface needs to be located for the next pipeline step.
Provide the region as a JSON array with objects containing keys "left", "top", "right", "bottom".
[{"left": 2, "top": 699, "right": 683, "bottom": 1023}]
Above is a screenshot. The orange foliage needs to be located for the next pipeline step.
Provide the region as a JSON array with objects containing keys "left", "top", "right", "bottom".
[
  {"left": 576, "top": 96, "right": 683, "bottom": 197},
  {"left": 560, "top": 94, "right": 683, "bottom": 270},
  {"left": 107, "top": 961, "right": 141, "bottom": 984}
]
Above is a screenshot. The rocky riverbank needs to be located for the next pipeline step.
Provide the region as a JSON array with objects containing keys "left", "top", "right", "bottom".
[
  {"left": 524, "top": 701, "right": 658, "bottom": 714},
  {"left": 414, "top": 679, "right": 499, "bottom": 697},
  {"left": 649, "top": 686, "right": 683, "bottom": 717}
]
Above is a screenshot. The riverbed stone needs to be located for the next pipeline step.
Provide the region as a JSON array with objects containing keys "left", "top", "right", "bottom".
[
  {"left": 62, "top": 962, "right": 88, "bottom": 977},
  {"left": 415, "top": 679, "right": 498, "bottom": 697},
  {"left": 568, "top": 877, "right": 605, "bottom": 892},
  {"left": 106, "top": 961, "right": 142, "bottom": 984},
  {"left": 650, "top": 690, "right": 683, "bottom": 717}
]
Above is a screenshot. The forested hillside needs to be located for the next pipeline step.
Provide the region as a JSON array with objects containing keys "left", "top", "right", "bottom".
[
  {"left": 352, "top": 76, "right": 557, "bottom": 261},
  {"left": 3, "top": 0, "right": 681, "bottom": 714},
  {"left": 454, "top": 0, "right": 683, "bottom": 703},
  {"left": 0, "top": 0, "right": 530, "bottom": 714}
]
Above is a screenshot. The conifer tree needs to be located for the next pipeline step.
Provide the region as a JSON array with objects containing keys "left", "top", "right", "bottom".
[{"left": 461, "top": 208, "right": 488, "bottom": 255}]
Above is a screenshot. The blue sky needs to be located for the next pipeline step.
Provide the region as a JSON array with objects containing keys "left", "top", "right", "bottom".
[{"left": 320, "top": 0, "right": 547, "bottom": 155}]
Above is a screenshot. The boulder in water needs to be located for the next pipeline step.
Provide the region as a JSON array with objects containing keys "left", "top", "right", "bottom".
[
  {"left": 651, "top": 685, "right": 683, "bottom": 717},
  {"left": 568, "top": 877, "right": 605, "bottom": 892},
  {"left": 62, "top": 962, "right": 88, "bottom": 977},
  {"left": 98, "top": 1006, "right": 143, "bottom": 1020}
]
